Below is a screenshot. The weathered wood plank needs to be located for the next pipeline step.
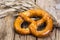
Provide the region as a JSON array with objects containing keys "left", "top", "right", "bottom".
[
  {"left": 4, "top": 16, "right": 14, "bottom": 40},
  {"left": 36, "top": 0, "right": 56, "bottom": 40},
  {"left": 37, "top": 28, "right": 56, "bottom": 40},
  {"left": 55, "top": 28, "right": 60, "bottom": 40},
  {"left": 15, "top": 33, "right": 20, "bottom": 40},
  {"left": 13, "top": 0, "right": 36, "bottom": 40},
  {"left": 43, "top": 28, "right": 56, "bottom": 40},
  {"left": 0, "top": 0, "right": 60, "bottom": 40},
  {"left": 0, "top": 16, "right": 14, "bottom": 40},
  {"left": 54, "top": 1, "right": 60, "bottom": 40},
  {"left": 0, "top": 18, "right": 6, "bottom": 40},
  {"left": 36, "top": 0, "right": 57, "bottom": 20},
  {"left": 26, "top": 35, "right": 36, "bottom": 40},
  {"left": 26, "top": 0, "right": 36, "bottom": 40}
]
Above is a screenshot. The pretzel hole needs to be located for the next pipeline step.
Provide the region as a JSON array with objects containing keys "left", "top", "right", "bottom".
[
  {"left": 21, "top": 21, "right": 30, "bottom": 28},
  {"left": 37, "top": 22, "right": 47, "bottom": 31},
  {"left": 30, "top": 16, "right": 42, "bottom": 21}
]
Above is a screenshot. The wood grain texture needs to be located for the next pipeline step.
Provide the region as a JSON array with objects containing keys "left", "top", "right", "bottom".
[
  {"left": 0, "top": 16, "right": 14, "bottom": 40},
  {"left": 4, "top": 16, "right": 14, "bottom": 40},
  {"left": 55, "top": 28, "right": 60, "bottom": 40},
  {"left": 0, "top": 18, "right": 6, "bottom": 40},
  {"left": 0, "top": 0, "right": 60, "bottom": 40},
  {"left": 26, "top": 0, "right": 36, "bottom": 40},
  {"left": 36, "top": 0, "right": 57, "bottom": 20},
  {"left": 36, "top": 0, "right": 60, "bottom": 40}
]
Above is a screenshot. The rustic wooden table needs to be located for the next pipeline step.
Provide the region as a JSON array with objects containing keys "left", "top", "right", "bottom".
[{"left": 0, "top": 0, "right": 60, "bottom": 40}]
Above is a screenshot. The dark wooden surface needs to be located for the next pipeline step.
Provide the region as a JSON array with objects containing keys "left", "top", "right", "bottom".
[{"left": 0, "top": 0, "right": 60, "bottom": 40}]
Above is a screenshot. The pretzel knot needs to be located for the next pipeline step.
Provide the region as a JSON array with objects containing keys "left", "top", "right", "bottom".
[{"left": 14, "top": 9, "right": 53, "bottom": 37}]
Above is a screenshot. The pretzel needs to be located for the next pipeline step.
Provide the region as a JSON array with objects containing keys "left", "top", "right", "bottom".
[
  {"left": 14, "top": 9, "right": 53, "bottom": 37},
  {"left": 14, "top": 16, "right": 36, "bottom": 34},
  {"left": 27, "top": 9, "right": 53, "bottom": 37}
]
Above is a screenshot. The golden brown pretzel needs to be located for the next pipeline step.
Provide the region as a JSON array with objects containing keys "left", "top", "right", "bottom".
[
  {"left": 14, "top": 16, "right": 36, "bottom": 34},
  {"left": 19, "top": 9, "right": 53, "bottom": 37},
  {"left": 14, "top": 9, "right": 53, "bottom": 37}
]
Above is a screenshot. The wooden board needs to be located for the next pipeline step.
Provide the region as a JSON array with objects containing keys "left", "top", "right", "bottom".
[{"left": 0, "top": 0, "right": 60, "bottom": 40}]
